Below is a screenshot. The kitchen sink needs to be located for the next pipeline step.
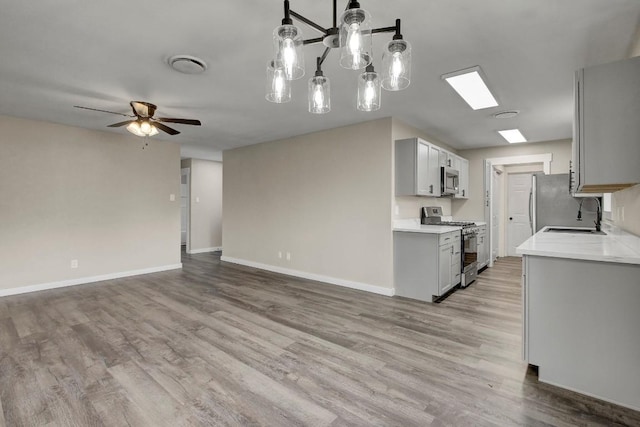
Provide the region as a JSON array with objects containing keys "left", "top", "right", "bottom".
[{"left": 544, "top": 227, "right": 606, "bottom": 235}]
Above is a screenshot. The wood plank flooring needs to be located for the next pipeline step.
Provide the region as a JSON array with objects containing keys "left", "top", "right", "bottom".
[{"left": 1, "top": 254, "right": 639, "bottom": 426}]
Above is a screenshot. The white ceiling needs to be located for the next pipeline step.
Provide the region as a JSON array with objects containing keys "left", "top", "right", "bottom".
[{"left": 1, "top": 1, "right": 638, "bottom": 154}]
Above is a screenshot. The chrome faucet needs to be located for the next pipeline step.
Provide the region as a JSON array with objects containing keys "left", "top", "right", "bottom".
[{"left": 577, "top": 197, "right": 602, "bottom": 232}]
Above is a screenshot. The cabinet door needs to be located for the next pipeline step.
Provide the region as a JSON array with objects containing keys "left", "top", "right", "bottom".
[
  {"left": 451, "top": 242, "right": 461, "bottom": 285},
  {"left": 477, "top": 234, "right": 486, "bottom": 268},
  {"left": 416, "top": 140, "right": 430, "bottom": 195},
  {"left": 439, "top": 150, "right": 448, "bottom": 168},
  {"left": 455, "top": 158, "right": 469, "bottom": 199},
  {"left": 427, "top": 144, "right": 441, "bottom": 196},
  {"left": 439, "top": 244, "right": 453, "bottom": 295},
  {"left": 449, "top": 155, "right": 461, "bottom": 171},
  {"left": 484, "top": 232, "right": 490, "bottom": 266},
  {"left": 578, "top": 57, "right": 640, "bottom": 190}
]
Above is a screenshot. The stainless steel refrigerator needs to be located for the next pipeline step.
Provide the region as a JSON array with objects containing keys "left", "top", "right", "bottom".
[{"left": 530, "top": 173, "right": 600, "bottom": 232}]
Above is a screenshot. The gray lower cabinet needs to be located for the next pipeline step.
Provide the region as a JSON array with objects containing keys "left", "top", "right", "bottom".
[
  {"left": 522, "top": 255, "right": 640, "bottom": 410},
  {"left": 394, "top": 231, "right": 461, "bottom": 302}
]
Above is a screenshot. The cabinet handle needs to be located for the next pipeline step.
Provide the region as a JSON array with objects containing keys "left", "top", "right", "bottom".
[
  {"left": 429, "top": 184, "right": 433, "bottom": 193},
  {"left": 462, "top": 190, "right": 465, "bottom": 197}
]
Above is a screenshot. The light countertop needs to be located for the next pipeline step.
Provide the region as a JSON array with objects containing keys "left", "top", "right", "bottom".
[
  {"left": 516, "top": 223, "right": 640, "bottom": 265},
  {"left": 393, "top": 219, "right": 461, "bottom": 234}
]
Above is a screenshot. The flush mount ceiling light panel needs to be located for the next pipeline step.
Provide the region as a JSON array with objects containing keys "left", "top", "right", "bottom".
[
  {"left": 498, "top": 128, "right": 527, "bottom": 143},
  {"left": 442, "top": 66, "right": 499, "bottom": 110},
  {"left": 266, "top": 0, "right": 412, "bottom": 114}
]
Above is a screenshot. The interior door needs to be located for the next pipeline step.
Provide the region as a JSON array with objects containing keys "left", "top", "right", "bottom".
[{"left": 507, "top": 173, "right": 533, "bottom": 256}]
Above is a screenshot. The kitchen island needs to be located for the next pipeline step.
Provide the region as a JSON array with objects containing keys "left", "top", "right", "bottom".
[{"left": 517, "top": 224, "right": 640, "bottom": 411}]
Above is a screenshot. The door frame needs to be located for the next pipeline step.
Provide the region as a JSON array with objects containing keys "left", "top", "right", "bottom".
[{"left": 484, "top": 153, "right": 552, "bottom": 264}]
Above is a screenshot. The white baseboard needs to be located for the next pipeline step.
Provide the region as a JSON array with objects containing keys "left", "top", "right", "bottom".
[
  {"left": 187, "top": 246, "right": 222, "bottom": 254},
  {"left": 220, "top": 256, "right": 394, "bottom": 297},
  {"left": 0, "top": 263, "right": 183, "bottom": 298}
]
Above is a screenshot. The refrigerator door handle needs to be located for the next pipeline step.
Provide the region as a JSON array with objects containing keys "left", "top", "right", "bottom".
[{"left": 529, "top": 190, "right": 534, "bottom": 234}]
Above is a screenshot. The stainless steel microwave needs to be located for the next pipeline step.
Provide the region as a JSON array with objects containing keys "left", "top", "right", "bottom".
[{"left": 441, "top": 166, "right": 459, "bottom": 195}]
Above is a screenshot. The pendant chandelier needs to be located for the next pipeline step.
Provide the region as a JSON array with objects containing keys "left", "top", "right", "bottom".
[{"left": 266, "top": 0, "right": 412, "bottom": 114}]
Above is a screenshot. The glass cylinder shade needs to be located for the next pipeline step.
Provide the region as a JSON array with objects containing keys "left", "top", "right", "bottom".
[
  {"left": 339, "top": 8, "right": 372, "bottom": 70},
  {"left": 308, "top": 75, "right": 330, "bottom": 114},
  {"left": 381, "top": 39, "right": 411, "bottom": 91},
  {"left": 273, "top": 24, "right": 304, "bottom": 80},
  {"left": 357, "top": 70, "right": 381, "bottom": 112},
  {"left": 265, "top": 60, "right": 291, "bottom": 103}
]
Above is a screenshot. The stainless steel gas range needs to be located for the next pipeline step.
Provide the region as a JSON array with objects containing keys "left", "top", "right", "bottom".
[{"left": 421, "top": 206, "right": 479, "bottom": 287}]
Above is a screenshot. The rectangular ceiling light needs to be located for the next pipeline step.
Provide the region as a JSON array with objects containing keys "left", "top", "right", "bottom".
[
  {"left": 498, "top": 129, "right": 527, "bottom": 143},
  {"left": 442, "top": 66, "right": 499, "bottom": 110}
]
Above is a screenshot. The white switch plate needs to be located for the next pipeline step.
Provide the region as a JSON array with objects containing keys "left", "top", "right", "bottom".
[
  {"left": 286, "top": 252, "right": 291, "bottom": 261},
  {"left": 70, "top": 259, "right": 78, "bottom": 269},
  {"left": 278, "top": 251, "right": 282, "bottom": 259},
  {"left": 196, "top": 197, "right": 200, "bottom": 203},
  {"left": 169, "top": 194, "right": 176, "bottom": 201},
  {"left": 394, "top": 205, "right": 399, "bottom": 216}
]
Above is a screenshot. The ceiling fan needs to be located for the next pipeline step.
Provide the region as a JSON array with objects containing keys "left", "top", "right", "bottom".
[{"left": 74, "top": 101, "right": 201, "bottom": 137}]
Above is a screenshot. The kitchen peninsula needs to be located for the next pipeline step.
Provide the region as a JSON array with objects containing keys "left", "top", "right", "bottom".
[{"left": 517, "top": 224, "right": 640, "bottom": 411}]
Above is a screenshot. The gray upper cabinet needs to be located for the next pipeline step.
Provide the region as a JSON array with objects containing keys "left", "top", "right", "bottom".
[
  {"left": 455, "top": 157, "right": 469, "bottom": 199},
  {"left": 572, "top": 56, "right": 640, "bottom": 193},
  {"left": 396, "top": 137, "right": 468, "bottom": 198},
  {"left": 396, "top": 138, "right": 441, "bottom": 197}
]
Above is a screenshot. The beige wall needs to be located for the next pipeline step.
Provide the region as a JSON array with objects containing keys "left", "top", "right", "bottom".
[
  {"left": 453, "top": 139, "right": 572, "bottom": 221},
  {"left": 189, "top": 159, "right": 223, "bottom": 251},
  {"left": 611, "top": 184, "right": 640, "bottom": 236},
  {"left": 0, "top": 115, "right": 181, "bottom": 291},
  {"left": 223, "top": 118, "right": 394, "bottom": 290},
  {"left": 392, "top": 118, "right": 458, "bottom": 219}
]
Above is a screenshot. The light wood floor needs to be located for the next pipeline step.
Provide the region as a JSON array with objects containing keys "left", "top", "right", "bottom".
[{"left": 1, "top": 254, "right": 639, "bottom": 426}]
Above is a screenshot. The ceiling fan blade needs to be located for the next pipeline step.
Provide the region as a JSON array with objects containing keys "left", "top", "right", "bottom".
[
  {"left": 130, "top": 101, "right": 156, "bottom": 118},
  {"left": 155, "top": 118, "right": 201, "bottom": 126},
  {"left": 74, "top": 105, "right": 133, "bottom": 118},
  {"left": 153, "top": 122, "right": 180, "bottom": 135},
  {"left": 107, "top": 120, "right": 135, "bottom": 128}
]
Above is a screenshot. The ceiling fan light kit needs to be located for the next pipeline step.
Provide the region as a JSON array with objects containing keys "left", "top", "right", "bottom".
[
  {"left": 266, "top": 0, "right": 412, "bottom": 114},
  {"left": 126, "top": 120, "right": 159, "bottom": 137}
]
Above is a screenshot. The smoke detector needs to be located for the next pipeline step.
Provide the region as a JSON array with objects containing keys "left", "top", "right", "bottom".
[
  {"left": 169, "top": 55, "right": 207, "bottom": 74},
  {"left": 493, "top": 110, "right": 519, "bottom": 119}
]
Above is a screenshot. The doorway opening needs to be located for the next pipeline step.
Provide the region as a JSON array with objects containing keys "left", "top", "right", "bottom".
[
  {"left": 181, "top": 168, "right": 190, "bottom": 252},
  {"left": 484, "top": 154, "right": 552, "bottom": 264}
]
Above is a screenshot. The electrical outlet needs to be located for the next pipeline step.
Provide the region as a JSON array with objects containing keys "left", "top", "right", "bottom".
[
  {"left": 196, "top": 197, "right": 200, "bottom": 203},
  {"left": 278, "top": 251, "right": 282, "bottom": 259},
  {"left": 169, "top": 194, "right": 176, "bottom": 201},
  {"left": 286, "top": 252, "right": 291, "bottom": 261},
  {"left": 394, "top": 204, "right": 399, "bottom": 216},
  {"left": 70, "top": 259, "right": 78, "bottom": 269}
]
